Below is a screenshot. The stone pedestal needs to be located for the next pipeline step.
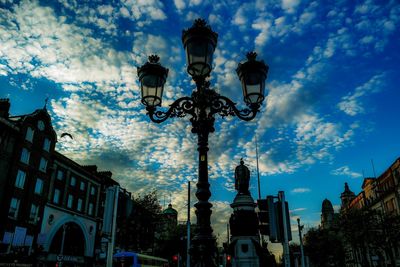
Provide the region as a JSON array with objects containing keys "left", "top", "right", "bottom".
[
  {"left": 230, "top": 236, "right": 260, "bottom": 267},
  {"left": 229, "top": 193, "right": 260, "bottom": 267}
]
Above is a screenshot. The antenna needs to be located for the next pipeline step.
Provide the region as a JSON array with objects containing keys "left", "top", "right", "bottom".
[
  {"left": 256, "top": 134, "right": 261, "bottom": 199},
  {"left": 371, "top": 159, "right": 377, "bottom": 178}
]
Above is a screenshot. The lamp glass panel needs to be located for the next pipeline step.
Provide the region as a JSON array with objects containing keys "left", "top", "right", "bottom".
[
  {"left": 186, "top": 41, "right": 213, "bottom": 77},
  {"left": 142, "top": 86, "right": 161, "bottom": 106},
  {"left": 141, "top": 74, "right": 163, "bottom": 107},
  {"left": 142, "top": 74, "right": 162, "bottom": 89},
  {"left": 243, "top": 72, "right": 265, "bottom": 104}
]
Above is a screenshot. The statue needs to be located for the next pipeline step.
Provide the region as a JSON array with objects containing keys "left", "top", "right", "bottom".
[{"left": 235, "top": 158, "right": 250, "bottom": 195}]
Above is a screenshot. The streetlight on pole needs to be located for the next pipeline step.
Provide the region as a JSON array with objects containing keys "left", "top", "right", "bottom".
[
  {"left": 297, "top": 218, "right": 305, "bottom": 267},
  {"left": 138, "top": 18, "right": 269, "bottom": 267}
]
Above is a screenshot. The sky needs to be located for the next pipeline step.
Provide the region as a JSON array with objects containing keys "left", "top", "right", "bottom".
[{"left": 1, "top": 0, "right": 400, "bottom": 255}]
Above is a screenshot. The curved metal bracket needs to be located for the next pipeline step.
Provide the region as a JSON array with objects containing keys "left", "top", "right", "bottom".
[
  {"left": 146, "top": 97, "right": 195, "bottom": 123},
  {"left": 210, "top": 95, "right": 260, "bottom": 121}
]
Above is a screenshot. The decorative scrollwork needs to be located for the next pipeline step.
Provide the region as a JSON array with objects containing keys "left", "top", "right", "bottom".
[
  {"left": 146, "top": 89, "right": 260, "bottom": 124},
  {"left": 147, "top": 97, "right": 195, "bottom": 123},
  {"left": 210, "top": 95, "right": 259, "bottom": 121}
]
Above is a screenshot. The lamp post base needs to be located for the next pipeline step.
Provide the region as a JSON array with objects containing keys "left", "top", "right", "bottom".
[{"left": 190, "top": 235, "right": 217, "bottom": 267}]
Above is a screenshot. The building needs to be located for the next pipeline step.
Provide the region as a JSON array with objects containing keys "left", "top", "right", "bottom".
[
  {"left": 161, "top": 204, "right": 178, "bottom": 240},
  {"left": 320, "top": 199, "right": 336, "bottom": 230},
  {"left": 37, "top": 154, "right": 114, "bottom": 265},
  {"left": 0, "top": 99, "right": 125, "bottom": 266},
  {"left": 0, "top": 99, "right": 56, "bottom": 263},
  {"left": 340, "top": 157, "right": 400, "bottom": 267}
]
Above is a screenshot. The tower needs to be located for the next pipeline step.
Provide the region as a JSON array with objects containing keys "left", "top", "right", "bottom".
[
  {"left": 340, "top": 182, "right": 355, "bottom": 209},
  {"left": 321, "top": 199, "right": 334, "bottom": 229}
]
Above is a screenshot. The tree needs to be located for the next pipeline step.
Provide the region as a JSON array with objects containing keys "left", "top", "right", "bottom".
[
  {"left": 117, "top": 191, "right": 162, "bottom": 253},
  {"left": 339, "top": 208, "right": 380, "bottom": 267},
  {"left": 367, "top": 211, "right": 400, "bottom": 266},
  {"left": 303, "top": 227, "right": 345, "bottom": 267}
]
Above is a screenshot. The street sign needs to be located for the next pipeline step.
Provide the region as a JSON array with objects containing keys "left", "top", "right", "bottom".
[{"left": 57, "top": 255, "right": 64, "bottom": 262}]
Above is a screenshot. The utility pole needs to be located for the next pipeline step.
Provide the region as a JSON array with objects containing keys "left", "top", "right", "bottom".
[
  {"left": 187, "top": 181, "right": 191, "bottom": 267},
  {"left": 279, "top": 191, "right": 290, "bottom": 267},
  {"left": 256, "top": 135, "right": 261, "bottom": 200},
  {"left": 106, "top": 185, "right": 119, "bottom": 267},
  {"left": 297, "top": 218, "right": 305, "bottom": 267},
  {"left": 59, "top": 224, "right": 68, "bottom": 267}
]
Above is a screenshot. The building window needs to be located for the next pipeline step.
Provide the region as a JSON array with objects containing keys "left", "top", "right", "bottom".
[
  {"left": 91, "top": 186, "right": 96, "bottom": 195},
  {"left": 386, "top": 198, "right": 396, "bottom": 214},
  {"left": 80, "top": 181, "right": 85, "bottom": 191},
  {"left": 57, "top": 170, "right": 64, "bottom": 180},
  {"left": 29, "top": 204, "right": 39, "bottom": 223},
  {"left": 25, "top": 127, "right": 34, "bottom": 142},
  {"left": 70, "top": 176, "right": 76, "bottom": 186},
  {"left": 8, "top": 198, "right": 20, "bottom": 219},
  {"left": 77, "top": 199, "right": 83, "bottom": 212},
  {"left": 20, "top": 148, "right": 30, "bottom": 164},
  {"left": 67, "top": 195, "right": 74, "bottom": 209},
  {"left": 34, "top": 178, "right": 44, "bottom": 195},
  {"left": 53, "top": 189, "right": 60, "bottom": 204},
  {"left": 43, "top": 138, "right": 51, "bottom": 152},
  {"left": 15, "top": 170, "right": 26, "bottom": 189},
  {"left": 88, "top": 203, "right": 94, "bottom": 216},
  {"left": 39, "top": 157, "right": 47, "bottom": 172}
]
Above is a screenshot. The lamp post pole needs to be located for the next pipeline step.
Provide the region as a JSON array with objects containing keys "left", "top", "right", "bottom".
[
  {"left": 137, "top": 19, "right": 269, "bottom": 267},
  {"left": 297, "top": 218, "right": 305, "bottom": 267}
]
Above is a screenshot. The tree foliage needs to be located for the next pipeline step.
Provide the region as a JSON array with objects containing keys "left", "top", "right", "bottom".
[
  {"left": 303, "top": 227, "right": 345, "bottom": 267},
  {"left": 339, "top": 208, "right": 400, "bottom": 267},
  {"left": 116, "top": 191, "right": 163, "bottom": 253}
]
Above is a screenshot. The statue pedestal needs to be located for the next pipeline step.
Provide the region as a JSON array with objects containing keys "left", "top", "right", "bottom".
[
  {"left": 231, "top": 236, "right": 260, "bottom": 267},
  {"left": 229, "top": 193, "right": 261, "bottom": 267}
]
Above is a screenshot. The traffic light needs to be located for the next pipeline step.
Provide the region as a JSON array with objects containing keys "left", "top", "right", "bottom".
[
  {"left": 226, "top": 254, "right": 232, "bottom": 267},
  {"left": 257, "top": 196, "right": 278, "bottom": 240},
  {"left": 172, "top": 255, "right": 178, "bottom": 262},
  {"left": 257, "top": 195, "right": 292, "bottom": 243},
  {"left": 275, "top": 200, "right": 292, "bottom": 242}
]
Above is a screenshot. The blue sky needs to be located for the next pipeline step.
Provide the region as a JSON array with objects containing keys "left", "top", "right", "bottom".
[{"left": 1, "top": 0, "right": 400, "bottom": 254}]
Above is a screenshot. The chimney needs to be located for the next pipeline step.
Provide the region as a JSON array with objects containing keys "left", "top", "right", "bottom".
[{"left": 0, "top": 99, "right": 10, "bottom": 118}]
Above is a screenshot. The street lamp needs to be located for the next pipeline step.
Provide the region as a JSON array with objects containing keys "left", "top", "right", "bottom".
[{"left": 138, "top": 18, "right": 269, "bottom": 267}]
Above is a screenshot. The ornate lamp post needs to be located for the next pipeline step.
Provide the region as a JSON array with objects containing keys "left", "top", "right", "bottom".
[{"left": 138, "top": 19, "right": 269, "bottom": 266}]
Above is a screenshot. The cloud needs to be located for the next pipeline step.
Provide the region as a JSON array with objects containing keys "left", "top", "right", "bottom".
[
  {"left": 291, "top": 188, "right": 311, "bottom": 194},
  {"left": 337, "top": 73, "right": 385, "bottom": 116},
  {"left": 331, "top": 166, "right": 362, "bottom": 178},
  {"left": 281, "top": 0, "right": 301, "bottom": 13},
  {"left": 0, "top": 0, "right": 137, "bottom": 91}
]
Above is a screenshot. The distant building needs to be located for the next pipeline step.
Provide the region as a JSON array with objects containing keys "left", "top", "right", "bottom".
[
  {"left": 340, "top": 182, "right": 356, "bottom": 211},
  {"left": 320, "top": 199, "right": 336, "bottom": 230},
  {"left": 162, "top": 204, "right": 178, "bottom": 234}
]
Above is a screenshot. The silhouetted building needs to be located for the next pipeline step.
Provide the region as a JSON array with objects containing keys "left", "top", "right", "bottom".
[
  {"left": 320, "top": 198, "right": 339, "bottom": 230},
  {"left": 0, "top": 99, "right": 127, "bottom": 266},
  {"left": 0, "top": 99, "right": 56, "bottom": 263},
  {"left": 340, "top": 157, "right": 400, "bottom": 267},
  {"left": 340, "top": 182, "right": 356, "bottom": 211}
]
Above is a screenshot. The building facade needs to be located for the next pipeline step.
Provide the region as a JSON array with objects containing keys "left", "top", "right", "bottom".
[
  {"left": 340, "top": 158, "right": 400, "bottom": 267},
  {"left": 0, "top": 99, "right": 56, "bottom": 263},
  {"left": 0, "top": 99, "right": 126, "bottom": 266}
]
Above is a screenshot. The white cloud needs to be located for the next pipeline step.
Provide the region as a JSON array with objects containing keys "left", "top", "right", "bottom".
[
  {"left": 338, "top": 73, "right": 385, "bottom": 116},
  {"left": 331, "top": 166, "right": 362, "bottom": 178},
  {"left": 291, "top": 188, "right": 311, "bottom": 193},
  {"left": 281, "top": 0, "right": 301, "bottom": 13},
  {"left": 174, "top": 0, "right": 186, "bottom": 12}
]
